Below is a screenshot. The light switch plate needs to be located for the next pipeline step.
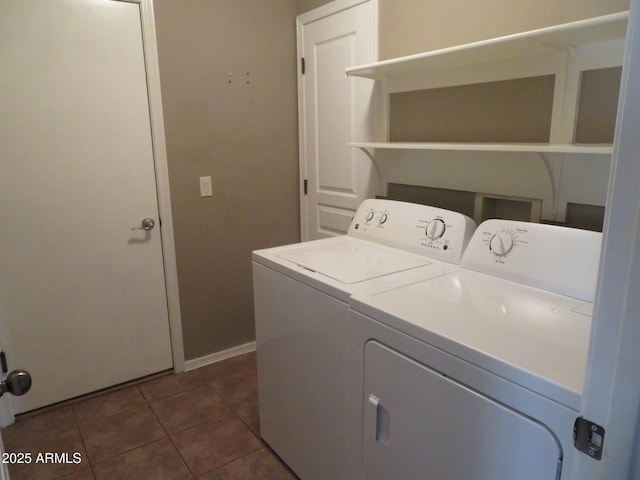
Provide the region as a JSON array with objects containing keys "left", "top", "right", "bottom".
[{"left": 200, "top": 176, "right": 212, "bottom": 197}]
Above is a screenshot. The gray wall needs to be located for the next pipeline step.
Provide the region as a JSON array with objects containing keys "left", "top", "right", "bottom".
[
  {"left": 297, "top": 0, "right": 629, "bottom": 55},
  {"left": 297, "top": 0, "right": 332, "bottom": 15},
  {"left": 378, "top": 0, "right": 630, "bottom": 59},
  {"left": 154, "top": 0, "right": 299, "bottom": 360}
]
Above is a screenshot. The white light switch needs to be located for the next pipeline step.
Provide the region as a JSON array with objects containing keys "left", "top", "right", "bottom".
[{"left": 199, "top": 176, "right": 212, "bottom": 197}]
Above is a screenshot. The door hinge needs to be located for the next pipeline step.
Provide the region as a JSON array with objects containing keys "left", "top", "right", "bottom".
[
  {"left": 303, "top": 179, "right": 308, "bottom": 195},
  {"left": 574, "top": 417, "right": 605, "bottom": 460},
  {"left": 0, "top": 352, "right": 7, "bottom": 374},
  {"left": 301, "top": 57, "right": 305, "bottom": 75}
]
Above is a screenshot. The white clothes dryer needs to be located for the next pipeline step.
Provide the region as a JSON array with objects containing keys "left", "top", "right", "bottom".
[
  {"left": 349, "top": 220, "right": 602, "bottom": 480},
  {"left": 252, "top": 199, "right": 476, "bottom": 480}
]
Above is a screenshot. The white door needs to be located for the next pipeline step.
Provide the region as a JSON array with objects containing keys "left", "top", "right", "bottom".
[
  {"left": 298, "top": 0, "right": 377, "bottom": 240},
  {"left": 0, "top": 0, "right": 173, "bottom": 413}
]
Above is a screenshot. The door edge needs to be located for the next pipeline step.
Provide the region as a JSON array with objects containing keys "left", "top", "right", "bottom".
[{"left": 140, "top": 0, "right": 185, "bottom": 371}]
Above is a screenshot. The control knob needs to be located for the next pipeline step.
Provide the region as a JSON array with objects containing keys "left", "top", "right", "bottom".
[
  {"left": 365, "top": 210, "right": 375, "bottom": 222},
  {"left": 379, "top": 213, "right": 388, "bottom": 225},
  {"left": 489, "top": 232, "right": 514, "bottom": 256},
  {"left": 426, "top": 219, "right": 446, "bottom": 239}
]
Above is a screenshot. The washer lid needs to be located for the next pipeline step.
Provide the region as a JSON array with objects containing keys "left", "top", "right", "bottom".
[{"left": 278, "top": 237, "right": 430, "bottom": 284}]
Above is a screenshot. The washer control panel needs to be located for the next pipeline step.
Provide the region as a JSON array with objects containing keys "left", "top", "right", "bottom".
[
  {"left": 348, "top": 199, "right": 476, "bottom": 264},
  {"left": 461, "top": 219, "right": 602, "bottom": 301}
]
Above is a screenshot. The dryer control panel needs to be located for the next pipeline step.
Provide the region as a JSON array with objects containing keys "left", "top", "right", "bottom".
[
  {"left": 348, "top": 199, "right": 476, "bottom": 264},
  {"left": 461, "top": 219, "right": 602, "bottom": 302}
]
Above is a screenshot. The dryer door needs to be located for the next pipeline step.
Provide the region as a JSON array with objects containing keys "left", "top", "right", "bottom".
[{"left": 363, "top": 341, "right": 562, "bottom": 480}]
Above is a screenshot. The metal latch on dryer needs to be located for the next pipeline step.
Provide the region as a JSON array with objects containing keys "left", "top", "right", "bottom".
[{"left": 573, "top": 417, "right": 605, "bottom": 460}]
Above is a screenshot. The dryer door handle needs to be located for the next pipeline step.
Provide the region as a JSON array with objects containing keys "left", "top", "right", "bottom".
[{"left": 367, "top": 394, "right": 390, "bottom": 444}]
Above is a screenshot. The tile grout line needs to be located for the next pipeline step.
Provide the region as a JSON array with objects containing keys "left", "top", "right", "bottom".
[
  {"left": 139, "top": 372, "right": 204, "bottom": 404},
  {"left": 160, "top": 404, "right": 258, "bottom": 479},
  {"left": 76, "top": 393, "right": 171, "bottom": 474},
  {"left": 70, "top": 397, "right": 97, "bottom": 480},
  {"left": 165, "top": 357, "right": 263, "bottom": 478},
  {"left": 147, "top": 390, "right": 198, "bottom": 479},
  {"left": 189, "top": 371, "right": 268, "bottom": 478},
  {"left": 196, "top": 445, "right": 267, "bottom": 478}
]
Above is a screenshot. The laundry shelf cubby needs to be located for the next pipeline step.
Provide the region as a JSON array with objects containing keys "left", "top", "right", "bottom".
[{"left": 345, "top": 11, "right": 628, "bottom": 155}]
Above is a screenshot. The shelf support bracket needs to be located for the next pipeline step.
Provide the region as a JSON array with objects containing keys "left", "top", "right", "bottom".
[
  {"left": 537, "top": 152, "right": 563, "bottom": 221},
  {"left": 358, "top": 146, "right": 375, "bottom": 162},
  {"left": 357, "top": 146, "right": 384, "bottom": 196}
]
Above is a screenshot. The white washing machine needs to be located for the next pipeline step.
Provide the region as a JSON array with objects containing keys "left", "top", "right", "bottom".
[
  {"left": 252, "top": 199, "right": 476, "bottom": 480},
  {"left": 349, "top": 219, "right": 602, "bottom": 480}
]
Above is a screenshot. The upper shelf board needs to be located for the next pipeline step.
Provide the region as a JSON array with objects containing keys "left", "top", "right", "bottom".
[
  {"left": 347, "top": 142, "right": 614, "bottom": 155},
  {"left": 346, "top": 12, "right": 629, "bottom": 80}
]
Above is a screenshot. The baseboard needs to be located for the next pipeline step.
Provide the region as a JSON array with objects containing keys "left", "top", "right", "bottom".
[{"left": 183, "top": 341, "right": 256, "bottom": 371}]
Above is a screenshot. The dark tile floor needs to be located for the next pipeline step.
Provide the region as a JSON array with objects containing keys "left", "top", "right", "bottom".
[{"left": 1, "top": 352, "right": 298, "bottom": 479}]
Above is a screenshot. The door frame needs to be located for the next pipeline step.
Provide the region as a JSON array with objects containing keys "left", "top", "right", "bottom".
[
  {"left": 296, "top": 0, "right": 379, "bottom": 241},
  {"left": 569, "top": 1, "right": 640, "bottom": 478},
  {"left": 132, "top": 0, "right": 184, "bottom": 371}
]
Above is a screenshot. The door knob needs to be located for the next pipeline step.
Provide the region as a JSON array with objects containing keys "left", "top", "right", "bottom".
[
  {"left": 131, "top": 218, "right": 155, "bottom": 231},
  {"left": 0, "top": 369, "right": 32, "bottom": 397}
]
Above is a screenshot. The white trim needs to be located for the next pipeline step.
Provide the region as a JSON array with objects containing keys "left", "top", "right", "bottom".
[
  {"left": 347, "top": 142, "right": 613, "bottom": 155},
  {"left": 296, "top": 16, "right": 307, "bottom": 241},
  {"left": 184, "top": 342, "right": 256, "bottom": 372},
  {"left": 0, "top": 435, "right": 8, "bottom": 480},
  {"left": 346, "top": 11, "right": 628, "bottom": 80},
  {"left": 139, "top": 0, "right": 185, "bottom": 372},
  {"left": 297, "top": 0, "right": 371, "bottom": 24},
  {"left": 383, "top": 51, "right": 566, "bottom": 94},
  {"left": 569, "top": 1, "right": 640, "bottom": 478}
]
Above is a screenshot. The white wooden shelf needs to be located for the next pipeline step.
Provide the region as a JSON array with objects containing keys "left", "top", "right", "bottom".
[
  {"left": 346, "top": 12, "right": 628, "bottom": 81},
  {"left": 347, "top": 142, "right": 613, "bottom": 155}
]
